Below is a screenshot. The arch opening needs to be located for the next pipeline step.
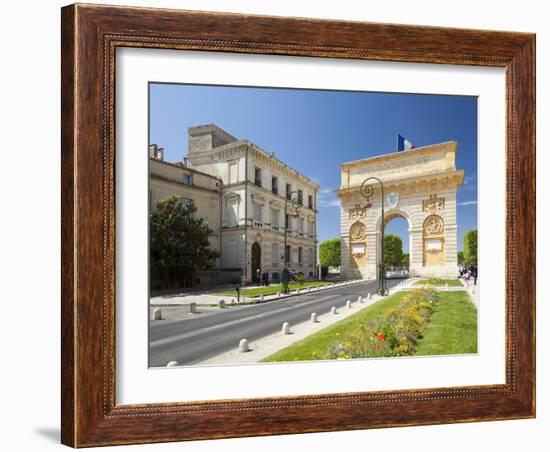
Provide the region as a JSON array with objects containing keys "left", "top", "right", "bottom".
[{"left": 379, "top": 211, "right": 411, "bottom": 278}]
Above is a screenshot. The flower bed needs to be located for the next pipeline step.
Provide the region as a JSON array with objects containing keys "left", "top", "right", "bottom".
[{"left": 324, "top": 288, "right": 437, "bottom": 359}]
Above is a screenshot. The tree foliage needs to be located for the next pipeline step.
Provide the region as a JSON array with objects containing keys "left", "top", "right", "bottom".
[
  {"left": 150, "top": 196, "right": 219, "bottom": 285},
  {"left": 319, "top": 238, "right": 341, "bottom": 268},
  {"left": 384, "top": 234, "right": 404, "bottom": 267},
  {"left": 463, "top": 229, "right": 478, "bottom": 265},
  {"left": 401, "top": 253, "right": 410, "bottom": 267},
  {"left": 457, "top": 251, "right": 465, "bottom": 265}
]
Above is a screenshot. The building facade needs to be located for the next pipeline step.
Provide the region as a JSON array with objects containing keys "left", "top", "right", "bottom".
[
  {"left": 149, "top": 125, "right": 319, "bottom": 285},
  {"left": 336, "top": 141, "right": 464, "bottom": 280},
  {"left": 149, "top": 144, "right": 222, "bottom": 269},
  {"left": 187, "top": 125, "right": 319, "bottom": 284}
]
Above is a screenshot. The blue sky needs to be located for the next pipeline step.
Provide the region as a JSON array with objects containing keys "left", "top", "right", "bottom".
[{"left": 149, "top": 83, "right": 478, "bottom": 252}]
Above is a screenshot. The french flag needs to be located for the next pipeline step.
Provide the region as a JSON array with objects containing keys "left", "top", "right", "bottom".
[{"left": 397, "top": 133, "right": 415, "bottom": 151}]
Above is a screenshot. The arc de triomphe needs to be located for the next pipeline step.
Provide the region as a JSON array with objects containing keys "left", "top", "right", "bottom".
[{"left": 336, "top": 141, "right": 464, "bottom": 280}]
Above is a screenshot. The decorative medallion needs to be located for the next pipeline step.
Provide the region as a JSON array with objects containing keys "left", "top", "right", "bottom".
[
  {"left": 386, "top": 192, "right": 399, "bottom": 209},
  {"left": 349, "top": 206, "right": 366, "bottom": 221},
  {"left": 423, "top": 215, "right": 444, "bottom": 236},
  {"left": 349, "top": 222, "right": 367, "bottom": 241},
  {"left": 422, "top": 193, "right": 445, "bottom": 211}
]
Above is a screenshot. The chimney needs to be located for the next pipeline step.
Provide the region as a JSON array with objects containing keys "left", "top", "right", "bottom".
[{"left": 149, "top": 144, "right": 164, "bottom": 161}]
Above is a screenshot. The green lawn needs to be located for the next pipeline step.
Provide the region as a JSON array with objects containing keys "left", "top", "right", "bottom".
[
  {"left": 415, "top": 291, "right": 477, "bottom": 355},
  {"left": 262, "top": 290, "right": 477, "bottom": 363},
  {"left": 261, "top": 291, "right": 408, "bottom": 362},
  {"left": 415, "top": 278, "right": 463, "bottom": 287},
  {"left": 215, "top": 280, "right": 334, "bottom": 298}
]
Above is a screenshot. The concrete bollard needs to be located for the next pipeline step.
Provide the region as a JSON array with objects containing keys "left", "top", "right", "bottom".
[
  {"left": 282, "top": 322, "right": 291, "bottom": 335},
  {"left": 307, "top": 287, "right": 311, "bottom": 293},
  {"left": 260, "top": 294, "right": 264, "bottom": 301},
  {"left": 331, "top": 306, "right": 338, "bottom": 315},
  {"left": 231, "top": 298, "right": 235, "bottom": 304},
  {"left": 166, "top": 361, "right": 179, "bottom": 367},
  {"left": 296, "top": 288, "right": 300, "bottom": 294},
  {"left": 346, "top": 300, "right": 352, "bottom": 308},
  {"left": 358, "top": 295, "right": 363, "bottom": 303},
  {"left": 152, "top": 308, "right": 162, "bottom": 320},
  {"left": 277, "top": 291, "right": 281, "bottom": 297},
  {"left": 368, "top": 293, "right": 372, "bottom": 300},
  {"left": 239, "top": 339, "right": 250, "bottom": 353},
  {"left": 311, "top": 312, "right": 318, "bottom": 323},
  {"left": 218, "top": 299, "right": 225, "bottom": 309},
  {"left": 189, "top": 302, "right": 197, "bottom": 314}
]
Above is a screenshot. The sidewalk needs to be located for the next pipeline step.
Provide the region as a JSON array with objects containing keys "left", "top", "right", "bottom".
[{"left": 150, "top": 279, "right": 365, "bottom": 307}]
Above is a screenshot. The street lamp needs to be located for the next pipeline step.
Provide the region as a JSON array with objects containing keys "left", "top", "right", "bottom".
[
  {"left": 360, "top": 177, "right": 389, "bottom": 296},
  {"left": 282, "top": 190, "right": 302, "bottom": 294}
]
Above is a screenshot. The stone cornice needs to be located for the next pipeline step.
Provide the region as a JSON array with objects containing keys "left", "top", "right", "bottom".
[
  {"left": 341, "top": 141, "right": 457, "bottom": 169},
  {"left": 336, "top": 168, "right": 464, "bottom": 198}
]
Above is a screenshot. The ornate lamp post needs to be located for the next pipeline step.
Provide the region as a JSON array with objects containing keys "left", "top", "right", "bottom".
[
  {"left": 360, "top": 177, "right": 389, "bottom": 296},
  {"left": 282, "top": 190, "right": 302, "bottom": 294}
]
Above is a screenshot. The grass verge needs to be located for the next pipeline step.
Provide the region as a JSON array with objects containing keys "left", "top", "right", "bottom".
[
  {"left": 262, "top": 290, "right": 477, "bottom": 363},
  {"left": 215, "top": 280, "right": 334, "bottom": 298},
  {"left": 415, "top": 278, "right": 463, "bottom": 287},
  {"left": 415, "top": 291, "right": 477, "bottom": 355}
]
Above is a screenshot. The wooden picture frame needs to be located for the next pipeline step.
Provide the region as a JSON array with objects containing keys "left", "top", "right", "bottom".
[{"left": 61, "top": 3, "right": 535, "bottom": 447}]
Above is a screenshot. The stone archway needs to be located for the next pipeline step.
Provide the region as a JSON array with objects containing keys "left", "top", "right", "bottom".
[{"left": 336, "top": 141, "right": 464, "bottom": 280}]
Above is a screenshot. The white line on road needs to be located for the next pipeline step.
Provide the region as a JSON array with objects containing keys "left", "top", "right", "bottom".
[{"left": 149, "top": 293, "right": 351, "bottom": 349}]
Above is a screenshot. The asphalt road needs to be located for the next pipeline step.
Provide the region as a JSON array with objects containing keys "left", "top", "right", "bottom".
[{"left": 149, "top": 278, "right": 404, "bottom": 366}]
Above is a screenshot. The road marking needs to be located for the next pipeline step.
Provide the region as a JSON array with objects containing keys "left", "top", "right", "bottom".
[{"left": 150, "top": 293, "right": 352, "bottom": 349}]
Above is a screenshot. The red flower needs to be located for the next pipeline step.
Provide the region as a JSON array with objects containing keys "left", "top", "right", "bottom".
[{"left": 376, "top": 333, "right": 385, "bottom": 341}]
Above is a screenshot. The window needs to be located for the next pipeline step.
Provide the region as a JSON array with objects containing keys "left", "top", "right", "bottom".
[
  {"left": 308, "top": 248, "right": 314, "bottom": 266},
  {"left": 253, "top": 203, "right": 263, "bottom": 224},
  {"left": 271, "top": 208, "right": 279, "bottom": 229},
  {"left": 308, "top": 194, "right": 313, "bottom": 209},
  {"left": 286, "top": 183, "right": 292, "bottom": 200},
  {"left": 308, "top": 219, "right": 314, "bottom": 237},
  {"left": 182, "top": 173, "right": 193, "bottom": 185},
  {"left": 298, "top": 218, "right": 304, "bottom": 233},
  {"left": 271, "top": 243, "right": 279, "bottom": 267},
  {"left": 298, "top": 189, "right": 303, "bottom": 204},
  {"left": 298, "top": 247, "right": 303, "bottom": 264},
  {"left": 254, "top": 167, "right": 262, "bottom": 187},
  {"left": 272, "top": 176, "right": 278, "bottom": 194}
]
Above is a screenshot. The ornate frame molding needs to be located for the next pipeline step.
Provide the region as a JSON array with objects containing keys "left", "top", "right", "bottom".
[{"left": 61, "top": 4, "right": 535, "bottom": 447}]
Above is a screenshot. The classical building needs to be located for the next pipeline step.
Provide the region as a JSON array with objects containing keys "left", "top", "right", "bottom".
[
  {"left": 149, "top": 125, "right": 319, "bottom": 285},
  {"left": 336, "top": 141, "right": 464, "bottom": 280},
  {"left": 149, "top": 144, "right": 222, "bottom": 269},
  {"left": 187, "top": 125, "right": 319, "bottom": 283}
]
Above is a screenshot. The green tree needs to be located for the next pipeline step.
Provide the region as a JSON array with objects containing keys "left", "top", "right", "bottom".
[
  {"left": 319, "top": 238, "right": 341, "bottom": 268},
  {"left": 150, "top": 196, "right": 219, "bottom": 287},
  {"left": 401, "top": 253, "right": 410, "bottom": 267},
  {"left": 384, "top": 234, "right": 404, "bottom": 267},
  {"left": 463, "top": 230, "right": 478, "bottom": 265},
  {"left": 457, "top": 251, "right": 465, "bottom": 265}
]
